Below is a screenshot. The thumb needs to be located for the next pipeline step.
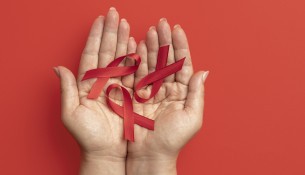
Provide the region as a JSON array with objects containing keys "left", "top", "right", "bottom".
[
  {"left": 53, "top": 66, "right": 79, "bottom": 116},
  {"left": 184, "top": 71, "right": 209, "bottom": 114}
]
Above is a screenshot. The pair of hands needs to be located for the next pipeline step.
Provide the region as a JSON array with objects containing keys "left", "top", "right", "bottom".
[{"left": 54, "top": 7, "right": 209, "bottom": 175}]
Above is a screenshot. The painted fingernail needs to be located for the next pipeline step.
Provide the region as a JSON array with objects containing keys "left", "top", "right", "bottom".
[
  {"left": 202, "top": 71, "right": 209, "bottom": 83},
  {"left": 53, "top": 67, "right": 60, "bottom": 78},
  {"left": 121, "top": 18, "right": 127, "bottom": 22},
  {"left": 110, "top": 7, "right": 116, "bottom": 11},
  {"left": 174, "top": 24, "right": 181, "bottom": 29},
  {"left": 149, "top": 26, "right": 156, "bottom": 30},
  {"left": 160, "top": 18, "right": 167, "bottom": 22}
]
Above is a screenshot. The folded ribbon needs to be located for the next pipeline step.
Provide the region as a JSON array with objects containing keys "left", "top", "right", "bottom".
[
  {"left": 81, "top": 45, "right": 185, "bottom": 142},
  {"left": 82, "top": 53, "right": 141, "bottom": 99}
]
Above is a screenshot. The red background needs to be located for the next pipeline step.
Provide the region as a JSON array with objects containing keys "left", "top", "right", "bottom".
[{"left": 1, "top": 0, "right": 305, "bottom": 174}]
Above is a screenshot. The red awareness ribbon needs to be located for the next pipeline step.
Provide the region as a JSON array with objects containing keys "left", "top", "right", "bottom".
[
  {"left": 81, "top": 45, "right": 185, "bottom": 142},
  {"left": 82, "top": 53, "right": 141, "bottom": 99}
]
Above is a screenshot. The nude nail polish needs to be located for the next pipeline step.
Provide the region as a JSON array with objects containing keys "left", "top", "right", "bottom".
[
  {"left": 202, "top": 71, "right": 209, "bottom": 83},
  {"left": 160, "top": 18, "right": 167, "bottom": 22},
  {"left": 53, "top": 67, "right": 60, "bottom": 78},
  {"left": 174, "top": 24, "right": 181, "bottom": 29},
  {"left": 149, "top": 26, "right": 156, "bottom": 30}
]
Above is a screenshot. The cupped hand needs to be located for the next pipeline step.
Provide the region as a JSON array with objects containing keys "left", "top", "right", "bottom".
[
  {"left": 126, "top": 18, "right": 209, "bottom": 174},
  {"left": 54, "top": 7, "right": 137, "bottom": 160}
]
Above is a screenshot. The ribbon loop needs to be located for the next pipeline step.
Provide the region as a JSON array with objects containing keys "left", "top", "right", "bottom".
[
  {"left": 134, "top": 57, "right": 185, "bottom": 103},
  {"left": 106, "top": 84, "right": 135, "bottom": 141},
  {"left": 82, "top": 53, "right": 141, "bottom": 99}
]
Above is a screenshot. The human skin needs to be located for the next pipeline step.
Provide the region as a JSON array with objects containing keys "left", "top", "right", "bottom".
[{"left": 54, "top": 7, "right": 209, "bottom": 175}]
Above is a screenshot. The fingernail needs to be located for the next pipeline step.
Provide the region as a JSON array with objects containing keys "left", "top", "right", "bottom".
[
  {"left": 98, "top": 15, "right": 103, "bottom": 18},
  {"left": 160, "top": 18, "right": 167, "bottom": 22},
  {"left": 121, "top": 18, "right": 127, "bottom": 22},
  {"left": 202, "top": 71, "right": 209, "bottom": 83},
  {"left": 129, "top": 37, "right": 134, "bottom": 41},
  {"left": 53, "top": 67, "right": 60, "bottom": 78},
  {"left": 109, "top": 7, "right": 116, "bottom": 11},
  {"left": 174, "top": 24, "right": 181, "bottom": 29},
  {"left": 149, "top": 26, "right": 156, "bottom": 30}
]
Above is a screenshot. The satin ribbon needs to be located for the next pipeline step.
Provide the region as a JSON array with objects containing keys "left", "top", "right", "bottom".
[
  {"left": 81, "top": 45, "right": 185, "bottom": 142},
  {"left": 82, "top": 53, "right": 141, "bottom": 99}
]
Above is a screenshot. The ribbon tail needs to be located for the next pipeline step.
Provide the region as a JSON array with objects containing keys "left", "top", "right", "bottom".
[{"left": 87, "top": 77, "right": 108, "bottom": 99}]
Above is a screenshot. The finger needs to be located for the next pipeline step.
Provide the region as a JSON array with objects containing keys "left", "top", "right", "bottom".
[
  {"left": 146, "top": 26, "right": 159, "bottom": 74},
  {"left": 98, "top": 7, "right": 119, "bottom": 68},
  {"left": 56, "top": 66, "right": 80, "bottom": 117},
  {"left": 78, "top": 16, "right": 104, "bottom": 81},
  {"left": 134, "top": 40, "right": 148, "bottom": 86},
  {"left": 172, "top": 25, "right": 193, "bottom": 85},
  {"left": 113, "top": 18, "right": 130, "bottom": 81},
  {"left": 122, "top": 37, "right": 137, "bottom": 88},
  {"left": 115, "top": 18, "right": 130, "bottom": 60},
  {"left": 184, "top": 71, "right": 209, "bottom": 115},
  {"left": 157, "top": 18, "right": 175, "bottom": 82}
]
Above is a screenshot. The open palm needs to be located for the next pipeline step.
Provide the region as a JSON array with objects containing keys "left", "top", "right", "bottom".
[
  {"left": 127, "top": 19, "right": 208, "bottom": 161},
  {"left": 56, "top": 8, "right": 137, "bottom": 158}
]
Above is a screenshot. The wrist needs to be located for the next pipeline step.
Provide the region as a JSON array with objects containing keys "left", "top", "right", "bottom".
[
  {"left": 79, "top": 151, "right": 126, "bottom": 175},
  {"left": 126, "top": 153, "right": 178, "bottom": 175}
]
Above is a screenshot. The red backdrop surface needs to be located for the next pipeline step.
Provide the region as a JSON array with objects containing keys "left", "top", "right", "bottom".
[{"left": 1, "top": 0, "right": 305, "bottom": 174}]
